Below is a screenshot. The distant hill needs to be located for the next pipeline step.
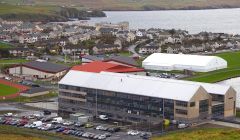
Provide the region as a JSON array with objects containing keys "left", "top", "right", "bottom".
[
  {"left": 1, "top": 0, "right": 240, "bottom": 10},
  {"left": 0, "top": 4, "right": 105, "bottom": 22}
]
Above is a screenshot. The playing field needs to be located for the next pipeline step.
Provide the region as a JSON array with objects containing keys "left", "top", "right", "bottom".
[
  {"left": 185, "top": 51, "right": 240, "bottom": 83},
  {"left": 0, "top": 83, "right": 19, "bottom": 96}
]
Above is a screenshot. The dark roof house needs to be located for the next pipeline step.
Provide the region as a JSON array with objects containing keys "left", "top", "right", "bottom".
[
  {"left": 104, "top": 56, "right": 138, "bottom": 67},
  {"left": 22, "top": 61, "right": 69, "bottom": 73}
]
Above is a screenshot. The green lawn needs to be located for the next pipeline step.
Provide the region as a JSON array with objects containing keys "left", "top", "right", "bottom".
[
  {"left": 185, "top": 51, "right": 240, "bottom": 83},
  {"left": 0, "top": 59, "right": 29, "bottom": 64},
  {"left": 0, "top": 125, "right": 78, "bottom": 140},
  {"left": 151, "top": 128, "right": 240, "bottom": 140},
  {"left": 3, "top": 91, "right": 57, "bottom": 102},
  {"left": 0, "top": 84, "right": 19, "bottom": 96},
  {"left": 0, "top": 41, "right": 14, "bottom": 49}
]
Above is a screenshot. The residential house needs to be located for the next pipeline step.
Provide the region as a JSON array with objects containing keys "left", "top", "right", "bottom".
[
  {"left": 93, "top": 44, "right": 122, "bottom": 54},
  {"left": 1, "top": 24, "right": 18, "bottom": 33},
  {"left": 99, "top": 27, "right": 115, "bottom": 35},
  {"left": 62, "top": 45, "right": 89, "bottom": 57},
  {"left": 68, "top": 34, "right": 91, "bottom": 45},
  {"left": 127, "top": 32, "right": 136, "bottom": 42},
  {"left": 139, "top": 45, "right": 161, "bottom": 54},
  {"left": 81, "top": 55, "right": 102, "bottom": 64},
  {"left": 18, "top": 34, "right": 38, "bottom": 44},
  {"left": 166, "top": 46, "right": 180, "bottom": 54},
  {"left": 18, "top": 22, "right": 34, "bottom": 33},
  {"left": 103, "top": 56, "right": 138, "bottom": 67},
  {"left": 8, "top": 47, "right": 34, "bottom": 57}
]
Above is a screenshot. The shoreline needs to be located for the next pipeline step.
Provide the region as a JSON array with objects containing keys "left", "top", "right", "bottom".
[{"left": 100, "top": 6, "right": 240, "bottom": 12}]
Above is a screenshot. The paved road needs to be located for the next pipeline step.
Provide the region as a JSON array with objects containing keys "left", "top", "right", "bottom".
[
  {"left": 128, "top": 40, "right": 146, "bottom": 57},
  {"left": 209, "top": 120, "right": 240, "bottom": 129}
]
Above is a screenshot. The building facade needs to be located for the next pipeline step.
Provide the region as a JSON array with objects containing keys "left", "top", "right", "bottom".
[{"left": 58, "top": 71, "right": 236, "bottom": 123}]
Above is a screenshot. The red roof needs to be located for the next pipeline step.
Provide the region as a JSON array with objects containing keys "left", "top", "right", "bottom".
[{"left": 71, "top": 61, "right": 144, "bottom": 73}]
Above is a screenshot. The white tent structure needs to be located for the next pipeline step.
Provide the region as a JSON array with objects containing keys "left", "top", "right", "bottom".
[{"left": 142, "top": 53, "right": 227, "bottom": 72}]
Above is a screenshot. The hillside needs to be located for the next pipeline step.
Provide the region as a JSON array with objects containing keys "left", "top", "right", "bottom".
[
  {"left": 0, "top": 4, "right": 105, "bottom": 22},
  {"left": 2, "top": 0, "right": 240, "bottom": 10}
]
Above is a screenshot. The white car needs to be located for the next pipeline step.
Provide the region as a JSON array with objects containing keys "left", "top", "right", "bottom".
[
  {"left": 4, "top": 113, "right": 13, "bottom": 117},
  {"left": 96, "top": 125, "right": 104, "bottom": 130},
  {"left": 127, "top": 130, "right": 139, "bottom": 135},
  {"left": 98, "top": 134, "right": 106, "bottom": 140},
  {"left": 24, "top": 123, "right": 32, "bottom": 128},
  {"left": 99, "top": 115, "right": 108, "bottom": 120},
  {"left": 62, "top": 121, "right": 74, "bottom": 126},
  {"left": 4, "top": 77, "right": 11, "bottom": 81}
]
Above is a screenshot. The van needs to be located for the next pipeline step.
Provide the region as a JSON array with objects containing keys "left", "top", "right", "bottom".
[
  {"left": 31, "top": 121, "right": 42, "bottom": 128},
  {"left": 52, "top": 117, "right": 63, "bottom": 124}
]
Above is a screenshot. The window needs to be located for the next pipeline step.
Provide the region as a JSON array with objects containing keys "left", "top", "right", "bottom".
[
  {"left": 176, "top": 101, "right": 188, "bottom": 107},
  {"left": 176, "top": 109, "right": 188, "bottom": 115},
  {"left": 190, "top": 102, "right": 195, "bottom": 107},
  {"left": 199, "top": 99, "right": 209, "bottom": 113}
]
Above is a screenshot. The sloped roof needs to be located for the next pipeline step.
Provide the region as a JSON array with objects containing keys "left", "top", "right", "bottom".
[
  {"left": 104, "top": 56, "right": 137, "bottom": 67},
  {"left": 22, "top": 61, "right": 69, "bottom": 73},
  {"left": 59, "top": 71, "right": 202, "bottom": 102},
  {"left": 71, "top": 61, "right": 144, "bottom": 73},
  {"left": 82, "top": 55, "right": 102, "bottom": 61}
]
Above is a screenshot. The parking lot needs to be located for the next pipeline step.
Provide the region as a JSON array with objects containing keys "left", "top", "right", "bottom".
[{"left": 0, "top": 111, "right": 151, "bottom": 140}]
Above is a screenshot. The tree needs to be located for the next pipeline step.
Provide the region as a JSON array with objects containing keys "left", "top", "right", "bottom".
[
  {"left": 169, "top": 29, "right": 176, "bottom": 37},
  {"left": 0, "top": 49, "right": 10, "bottom": 58}
]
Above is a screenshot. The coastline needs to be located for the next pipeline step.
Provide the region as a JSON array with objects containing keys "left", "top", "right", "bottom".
[{"left": 99, "top": 6, "right": 240, "bottom": 12}]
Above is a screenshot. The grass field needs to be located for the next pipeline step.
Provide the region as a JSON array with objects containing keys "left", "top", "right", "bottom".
[
  {"left": 0, "top": 42, "right": 14, "bottom": 49},
  {"left": 0, "top": 125, "right": 78, "bottom": 140},
  {"left": 151, "top": 128, "right": 240, "bottom": 140},
  {"left": 2, "top": 0, "right": 240, "bottom": 10},
  {"left": 0, "top": 83, "right": 19, "bottom": 96},
  {"left": 0, "top": 4, "right": 59, "bottom": 15},
  {"left": 3, "top": 91, "right": 57, "bottom": 102},
  {"left": 185, "top": 51, "right": 240, "bottom": 83},
  {"left": 0, "top": 59, "right": 29, "bottom": 64}
]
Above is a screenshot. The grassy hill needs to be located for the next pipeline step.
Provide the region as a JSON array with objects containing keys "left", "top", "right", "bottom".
[
  {"left": 152, "top": 128, "right": 240, "bottom": 140},
  {"left": 0, "top": 4, "right": 105, "bottom": 22},
  {"left": 2, "top": 0, "right": 240, "bottom": 10}
]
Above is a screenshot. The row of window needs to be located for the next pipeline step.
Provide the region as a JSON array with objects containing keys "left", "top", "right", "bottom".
[
  {"left": 176, "top": 109, "right": 188, "bottom": 115},
  {"left": 58, "top": 98, "right": 85, "bottom": 106},
  {"left": 59, "top": 92, "right": 86, "bottom": 99}
]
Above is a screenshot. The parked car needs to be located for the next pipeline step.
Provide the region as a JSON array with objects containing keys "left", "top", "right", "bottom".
[
  {"left": 99, "top": 115, "right": 109, "bottom": 121},
  {"left": 30, "top": 121, "right": 43, "bottom": 128},
  {"left": 52, "top": 117, "right": 63, "bottom": 124},
  {"left": 178, "top": 123, "right": 188, "bottom": 129},
  {"left": 63, "top": 121, "right": 74, "bottom": 126},
  {"left": 4, "top": 113, "right": 13, "bottom": 117},
  {"left": 43, "top": 110, "right": 51, "bottom": 115},
  {"left": 98, "top": 134, "right": 107, "bottom": 140},
  {"left": 85, "top": 123, "right": 94, "bottom": 128},
  {"left": 108, "top": 127, "right": 120, "bottom": 133},
  {"left": 75, "top": 122, "right": 85, "bottom": 127},
  {"left": 4, "top": 76, "right": 12, "bottom": 81},
  {"left": 127, "top": 130, "right": 139, "bottom": 135}
]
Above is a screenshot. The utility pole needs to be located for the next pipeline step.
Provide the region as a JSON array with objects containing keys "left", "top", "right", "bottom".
[
  {"left": 161, "top": 99, "right": 165, "bottom": 133},
  {"left": 95, "top": 89, "right": 98, "bottom": 117},
  {"left": 73, "top": 51, "right": 76, "bottom": 63}
]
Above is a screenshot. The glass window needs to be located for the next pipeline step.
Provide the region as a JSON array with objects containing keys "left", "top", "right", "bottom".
[
  {"left": 176, "top": 101, "right": 188, "bottom": 107},
  {"left": 190, "top": 102, "right": 195, "bottom": 107},
  {"left": 199, "top": 99, "right": 209, "bottom": 113},
  {"left": 176, "top": 109, "right": 188, "bottom": 115}
]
